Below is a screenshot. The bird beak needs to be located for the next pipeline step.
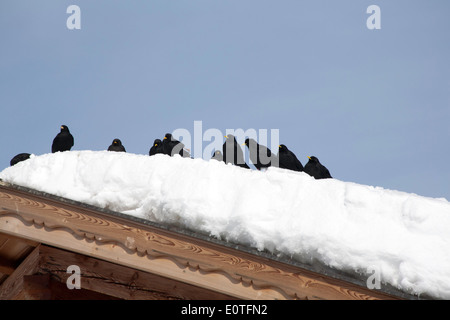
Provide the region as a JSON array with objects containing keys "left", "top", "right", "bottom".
[
  {"left": 163, "top": 137, "right": 167, "bottom": 140},
  {"left": 278, "top": 145, "right": 281, "bottom": 148},
  {"left": 307, "top": 156, "right": 311, "bottom": 160},
  {"left": 224, "top": 135, "right": 228, "bottom": 139},
  {"left": 241, "top": 143, "right": 246, "bottom": 146}
]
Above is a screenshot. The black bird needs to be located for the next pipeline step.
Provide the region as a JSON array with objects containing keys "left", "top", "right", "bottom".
[
  {"left": 222, "top": 135, "right": 249, "bottom": 169},
  {"left": 107, "top": 139, "right": 126, "bottom": 152},
  {"left": 10, "top": 153, "right": 31, "bottom": 166},
  {"left": 149, "top": 139, "right": 163, "bottom": 156},
  {"left": 51, "top": 125, "right": 74, "bottom": 153},
  {"left": 304, "top": 156, "right": 332, "bottom": 179},
  {"left": 211, "top": 150, "right": 223, "bottom": 161},
  {"left": 243, "top": 138, "right": 276, "bottom": 170},
  {"left": 162, "top": 133, "right": 181, "bottom": 155},
  {"left": 162, "top": 133, "right": 190, "bottom": 158},
  {"left": 277, "top": 144, "right": 303, "bottom": 172}
]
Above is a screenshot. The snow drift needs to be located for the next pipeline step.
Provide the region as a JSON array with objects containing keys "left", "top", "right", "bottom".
[{"left": 1, "top": 150, "right": 450, "bottom": 299}]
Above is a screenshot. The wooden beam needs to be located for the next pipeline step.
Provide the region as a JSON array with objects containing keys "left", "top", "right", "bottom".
[
  {"left": 0, "top": 183, "right": 403, "bottom": 300},
  {"left": 38, "top": 245, "right": 237, "bottom": 300},
  {"left": 0, "top": 245, "right": 40, "bottom": 300},
  {"left": 0, "top": 215, "right": 282, "bottom": 299},
  {"left": 0, "top": 257, "right": 16, "bottom": 275},
  {"left": 12, "top": 274, "right": 121, "bottom": 300},
  {"left": 0, "top": 233, "right": 39, "bottom": 275},
  {"left": 0, "top": 232, "right": 39, "bottom": 248},
  {"left": 12, "top": 274, "right": 52, "bottom": 300}
]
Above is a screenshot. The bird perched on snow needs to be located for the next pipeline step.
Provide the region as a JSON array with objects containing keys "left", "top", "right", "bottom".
[
  {"left": 51, "top": 125, "right": 74, "bottom": 153},
  {"left": 107, "top": 139, "right": 126, "bottom": 152},
  {"left": 222, "top": 135, "right": 249, "bottom": 169},
  {"left": 243, "top": 138, "right": 276, "bottom": 170},
  {"left": 304, "top": 156, "right": 332, "bottom": 179},
  {"left": 162, "top": 133, "right": 190, "bottom": 158},
  {"left": 211, "top": 150, "right": 223, "bottom": 161},
  {"left": 10, "top": 153, "right": 31, "bottom": 166},
  {"left": 162, "top": 133, "right": 181, "bottom": 155},
  {"left": 149, "top": 139, "right": 163, "bottom": 156},
  {"left": 277, "top": 144, "right": 303, "bottom": 172}
]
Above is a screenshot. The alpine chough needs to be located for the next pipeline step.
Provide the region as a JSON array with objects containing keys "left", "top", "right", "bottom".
[
  {"left": 107, "top": 139, "right": 126, "bottom": 152},
  {"left": 162, "top": 133, "right": 190, "bottom": 158},
  {"left": 243, "top": 138, "right": 276, "bottom": 170},
  {"left": 277, "top": 144, "right": 303, "bottom": 172},
  {"left": 304, "top": 156, "right": 332, "bottom": 179},
  {"left": 211, "top": 150, "right": 223, "bottom": 161},
  {"left": 51, "top": 125, "right": 74, "bottom": 153},
  {"left": 10, "top": 153, "right": 31, "bottom": 166},
  {"left": 222, "top": 135, "right": 249, "bottom": 169},
  {"left": 149, "top": 139, "right": 163, "bottom": 156}
]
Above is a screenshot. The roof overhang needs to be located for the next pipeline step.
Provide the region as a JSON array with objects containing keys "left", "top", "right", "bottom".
[{"left": 0, "top": 181, "right": 411, "bottom": 300}]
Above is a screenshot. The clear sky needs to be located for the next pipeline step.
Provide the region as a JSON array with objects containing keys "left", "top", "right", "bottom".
[{"left": 1, "top": 1, "right": 449, "bottom": 200}]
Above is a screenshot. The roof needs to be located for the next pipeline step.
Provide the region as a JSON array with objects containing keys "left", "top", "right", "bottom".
[{"left": 0, "top": 180, "right": 416, "bottom": 300}]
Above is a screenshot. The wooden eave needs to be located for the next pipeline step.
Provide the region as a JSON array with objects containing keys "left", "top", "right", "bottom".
[{"left": 0, "top": 181, "right": 413, "bottom": 300}]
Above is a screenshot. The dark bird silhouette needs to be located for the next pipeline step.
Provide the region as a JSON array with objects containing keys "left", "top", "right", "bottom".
[
  {"left": 10, "top": 153, "right": 31, "bottom": 166},
  {"left": 162, "top": 133, "right": 181, "bottom": 155},
  {"left": 211, "top": 150, "right": 223, "bottom": 161},
  {"left": 277, "top": 144, "right": 303, "bottom": 172},
  {"left": 222, "top": 135, "right": 249, "bottom": 169},
  {"left": 162, "top": 133, "right": 190, "bottom": 158},
  {"left": 107, "top": 139, "right": 126, "bottom": 152},
  {"left": 149, "top": 139, "right": 163, "bottom": 156},
  {"left": 243, "top": 138, "right": 276, "bottom": 170},
  {"left": 51, "top": 125, "right": 74, "bottom": 153},
  {"left": 304, "top": 156, "right": 332, "bottom": 179}
]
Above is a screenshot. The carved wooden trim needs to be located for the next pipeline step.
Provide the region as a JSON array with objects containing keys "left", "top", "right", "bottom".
[{"left": 0, "top": 183, "right": 402, "bottom": 300}]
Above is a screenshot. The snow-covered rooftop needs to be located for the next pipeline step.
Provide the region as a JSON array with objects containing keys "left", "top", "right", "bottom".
[{"left": 1, "top": 150, "right": 449, "bottom": 299}]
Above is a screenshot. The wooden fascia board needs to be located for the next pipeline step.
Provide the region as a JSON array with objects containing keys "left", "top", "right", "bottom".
[{"left": 0, "top": 183, "right": 402, "bottom": 300}]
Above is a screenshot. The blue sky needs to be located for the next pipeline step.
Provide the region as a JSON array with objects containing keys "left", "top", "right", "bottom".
[{"left": 1, "top": 1, "right": 449, "bottom": 200}]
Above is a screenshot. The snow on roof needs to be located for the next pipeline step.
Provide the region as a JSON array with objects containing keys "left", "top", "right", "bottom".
[{"left": 1, "top": 150, "right": 450, "bottom": 299}]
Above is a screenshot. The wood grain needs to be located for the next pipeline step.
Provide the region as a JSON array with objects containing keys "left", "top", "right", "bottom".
[
  {"left": 38, "top": 245, "right": 237, "bottom": 300},
  {"left": 0, "top": 183, "right": 402, "bottom": 300},
  {"left": 0, "top": 245, "right": 40, "bottom": 299}
]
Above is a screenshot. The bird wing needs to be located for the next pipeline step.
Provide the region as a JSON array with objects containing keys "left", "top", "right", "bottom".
[
  {"left": 323, "top": 167, "right": 332, "bottom": 178},
  {"left": 293, "top": 156, "right": 304, "bottom": 171},
  {"left": 51, "top": 135, "right": 60, "bottom": 153}
]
